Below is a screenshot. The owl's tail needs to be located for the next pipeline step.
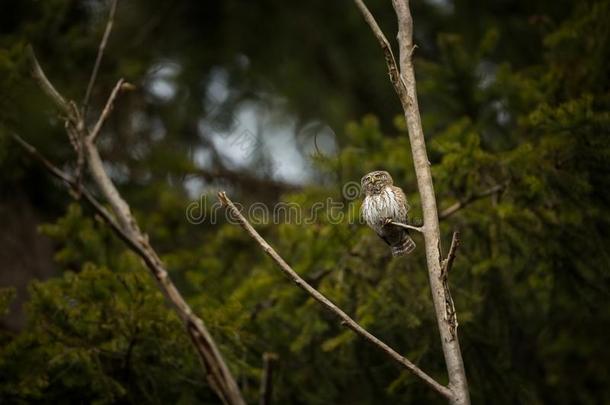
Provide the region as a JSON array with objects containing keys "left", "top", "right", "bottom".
[{"left": 392, "top": 234, "right": 416, "bottom": 256}]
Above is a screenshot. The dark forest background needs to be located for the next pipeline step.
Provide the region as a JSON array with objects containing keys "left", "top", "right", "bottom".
[{"left": 0, "top": 0, "right": 609, "bottom": 403}]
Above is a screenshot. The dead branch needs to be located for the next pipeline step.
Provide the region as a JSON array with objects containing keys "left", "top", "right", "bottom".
[
  {"left": 12, "top": 133, "right": 155, "bottom": 265},
  {"left": 89, "top": 78, "right": 127, "bottom": 143},
  {"left": 439, "top": 231, "right": 460, "bottom": 345},
  {"left": 83, "top": 0, "right": 119, "bottom": 116},
  {"left": 442, "top": 231, "right": 460, "bottom": 275},
  {"left": 218, "top": 192, "right": 453, "bottom": 400},
  {"left": 25, "top": 45, "right": 73, "bottom": 118},
  {"left": 23, "top": 42, "right": 246, "bottom": 405}
]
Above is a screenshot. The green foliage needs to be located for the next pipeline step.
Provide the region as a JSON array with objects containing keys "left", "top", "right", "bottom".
[
  {"left": 0, "top": 288, "right": 15, "bottom": 317},
  {"left": 0, "top": 224, "right": 215, "bottom": 403}
]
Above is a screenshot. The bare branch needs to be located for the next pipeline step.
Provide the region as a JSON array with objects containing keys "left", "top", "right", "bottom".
[
  {"left": 439, "top": 184, "right": 504, "bottom": 220},
  {"left": 259, "top": 352, "right": 279, "bottom": 405},
  {"left": 11, "top": 133, "right": 73, "bottom": 185},
  {"left": 352, "top": 0, "right": 404, "bottom": 94},
  {"left": 390, "top": 1, "right": 470, "bottom": 402},
  {"left": 443, "top": 231, "right": 460, "bottom": 274},
  {"left": 84, "top": 136, "right": 138, "bottom": 234},
  {"left": 24, "top": 37, "right": 246, "bottom": 405},
  {"left": 389, "top": 221, "right": 423, "bottom": 233},
  {"left": 13, "top": 132, "right": 246, "bottom": 405},
  {"left": 25, "top": 45, "right": 73, "bottom": 118},
  {"left": 355, "top": 0, "right": 471, "bottom": 402},
  {"left": 82, "top": 135, "right": 246, "bottom": 405},
  {"left": 11, "top": 134, "right": 144, "bottom": 260},
  {"left": 218, "top": 192, "right": 453, "bottom": 399},
  {"left": 439, "top": 231, "right": 460, "bottom": 347},
  {"left": 83, "top": 0, "right": 119, "bottom": 117},
  {"left": 89, "top": 78, "right": 126, "bottom": 143}
]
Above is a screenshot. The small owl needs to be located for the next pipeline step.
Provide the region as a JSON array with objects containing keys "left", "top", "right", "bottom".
[{"left": 361, "top": 170, "right": 415, "bottom": 256}]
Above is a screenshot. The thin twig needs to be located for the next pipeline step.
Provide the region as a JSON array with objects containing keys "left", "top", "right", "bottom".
[
  {"left": 89, "top": 78, "right": 125, "bottom": 143},
  {"left": 352, "top": 0, "right": 405, "bottom": 94},
  {"left": 11, "top": 133, "right": 73, "bottom": 185},
  {"left": 439, "top": 231, "right": 460, "bottom": 345},
  {"left": 11, "top": 134, "right": 134, "bottom": 249},
  {"left": 218, "top": 192, "right": 453, "bottom": 400},
  {"left": 259, "top": 352, "right": 279, "bottom": 405},
  {"left": 25, "top": 47, "right": 86, "bottom": 194},
  {"left": 443, "top": 231, "right": 460, "bottom": 274},
  {"left": 13, "top": 132, "right": 246, "bottom": 405},
  {"left": 83, "top": 0, "right": 119, "bottom": 117},
  {"left": 439, "top": 184, "right": 504, "bottom": 220},
  {"left": 25, "top": 45, "right": 73, "bottom": 118},
  {"left": 389, "top": 221, "right": 423, "bottom": 233},
  {"left": 24, "top": 39, "right": 246, "bottom": 405}
]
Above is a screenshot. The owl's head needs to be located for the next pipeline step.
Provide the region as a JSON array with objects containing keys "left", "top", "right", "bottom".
[{"left": 361, "top": 170, "right": 393, "bottom": 195}]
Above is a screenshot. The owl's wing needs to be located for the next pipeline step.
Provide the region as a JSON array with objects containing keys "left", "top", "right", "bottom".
[{"left": 390, "top": 185, "right": 409, "bottom": 221}]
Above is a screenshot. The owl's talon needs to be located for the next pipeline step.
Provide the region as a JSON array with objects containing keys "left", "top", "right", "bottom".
[{"left": 383, "top": 218, "right": 393, "bottom": 226}]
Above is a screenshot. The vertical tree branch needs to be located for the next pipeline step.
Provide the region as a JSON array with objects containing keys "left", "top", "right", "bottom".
[
  {"left": 83, "top": 0, "right": 119, "bottom": 117},
  {"left": 259, "top": 352, "right": 279, "bottom": 405},
  {"left": 354, "top": 1, "right": 470, "bottom": 404},
  {"left": 390, "top": 1, "right": 470, "bottom": 403}
]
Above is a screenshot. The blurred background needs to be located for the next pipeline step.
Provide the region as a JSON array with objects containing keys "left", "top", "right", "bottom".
[{"left": 0, "top": 0, "right": 609, "bottom": 403}]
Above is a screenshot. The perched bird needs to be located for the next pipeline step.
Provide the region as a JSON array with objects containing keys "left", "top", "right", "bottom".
[{"left": 361, "top": 170, "right": 415, "bottom": 256}]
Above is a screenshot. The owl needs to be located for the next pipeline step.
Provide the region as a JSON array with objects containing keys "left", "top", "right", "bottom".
[{"left": 361, "top": 170, "right": 415, "bottom": 256}]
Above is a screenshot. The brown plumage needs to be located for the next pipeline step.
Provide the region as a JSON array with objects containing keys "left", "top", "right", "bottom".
[{"left": 361, "top": 170, "right": 415, "bottom": 256}]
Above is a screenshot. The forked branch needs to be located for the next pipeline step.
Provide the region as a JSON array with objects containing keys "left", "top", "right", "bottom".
[
  {"left": 23, "top": 42, "right": 245, "bottom": 405},
  {"left": 12, "top": 133, "right": 158, "bottom": 268},
  {"left": 218, "top": 192, "right": 453, "bottom": 399}
]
